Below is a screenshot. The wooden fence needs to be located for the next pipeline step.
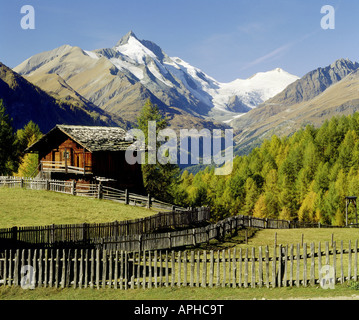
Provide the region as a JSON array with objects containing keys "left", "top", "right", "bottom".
[
  {"left": 0, "top": 176, "right": 185, "bottom": 211},
  {"left": 97, "top": 215, "right": 277, "bottom": 252},
  {"left": 98, "top": 215, "right": 342, "bottom": 252},
  {"left": 1, "top": 239, "right": 358, "bottom": 289},
  {"left": 0, "top": 213, "right": 341, "bottom": 252},
  {"left": 0, "top": 207, "right": 211, "bottom": 250}
]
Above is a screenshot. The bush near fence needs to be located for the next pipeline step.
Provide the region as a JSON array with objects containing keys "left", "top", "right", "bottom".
[{"left": 1, "top": 239, "right": 358, "bottom": 290}]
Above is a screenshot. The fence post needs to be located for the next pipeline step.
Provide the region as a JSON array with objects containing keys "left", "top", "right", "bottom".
[
  {"left": 97, "top": 182, "right": 103, "bottom": 200},
  {"left": 46, "top": 179, "right": 50, "bottom": 191},
  {"left": 125, "top": 189, "right": 129, "bottom": 205},
  {"left": 139, "top": 235, "right": 142, "bottom": 252},
  {"left": 51, "top": 224, "right": 55, "bottom": 245},
  {"left": 168, "top": 233, "right": 172, "bottom": 249},
  {"left": 279, "top": 245, "right": 287, "bottom": 287},
  {"left": 114, "top": 221, "right": 119, "bottom": 238},
  {"left": 71, "top": 180, "right": 76, "bottom": 196},
  {"left": 82, "top": 223, "right": 87, "bottom": 244},
  {"left": 12, "top": 226, "right": 18, "bottom": 246},
  {"left": 192, "top": 229, "right": 196, "bottom": 247},
  {"left": 147, "top": 194, "right": 151, "bottom": 209}
]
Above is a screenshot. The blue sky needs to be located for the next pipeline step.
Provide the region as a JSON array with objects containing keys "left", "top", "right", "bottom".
[{"left": 0, "top": 0, "right": 357, "bottom": 82}]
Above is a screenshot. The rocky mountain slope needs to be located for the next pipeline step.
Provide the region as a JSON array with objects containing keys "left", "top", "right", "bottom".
[
  {"left": 232, "top": 58, "right": 359, "bottom": 154},
  {"left": 0, "top": 62, "right": 128, "bottom": 132}
]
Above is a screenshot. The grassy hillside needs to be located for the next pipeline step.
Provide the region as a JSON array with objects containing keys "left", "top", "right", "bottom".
[{"left": 0, "top": 188, "right": 156, "bottom": 228}]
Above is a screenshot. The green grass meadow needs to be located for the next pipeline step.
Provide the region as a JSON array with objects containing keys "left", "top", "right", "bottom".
[{"left": 0, "top": 188, "right": 156, "bottom": 228}]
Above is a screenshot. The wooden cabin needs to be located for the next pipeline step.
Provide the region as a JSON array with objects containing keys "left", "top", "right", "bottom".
[{"left": 26, "top": 125, "right": 145, "bottom": 193}]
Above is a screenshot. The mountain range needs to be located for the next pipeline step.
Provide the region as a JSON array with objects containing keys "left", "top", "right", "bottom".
[
  {"left": 232, "top": 58, "right": 359, "bottom": 154},
  {"left": 13, "top": 31, "right": 298, "bottom": 127},
  {"left": 2, "top": 31, "right": 359, "bottom": 157}
]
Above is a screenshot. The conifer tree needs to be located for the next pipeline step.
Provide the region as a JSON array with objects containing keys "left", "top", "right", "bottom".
[
  {"left": 0, "top": 100, "right": 17, "bottom": 175},
  {"left": 136, "top": 99, "right": 179, "bottom": 202}
]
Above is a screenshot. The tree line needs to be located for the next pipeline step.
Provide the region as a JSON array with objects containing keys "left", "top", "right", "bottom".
[{"left": 173, "top": 113, "right": 359, "bottom": 226}]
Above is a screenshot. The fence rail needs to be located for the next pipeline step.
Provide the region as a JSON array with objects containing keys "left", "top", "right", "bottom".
[
  {"left": 1, "top": 239, "right": 358, "bottom": 290},
  {"left": 40, "top": 161, "right": 90, "bottom": 175},
  {"left": 0, "top": 176, "right": 185, "bottom": 212}
]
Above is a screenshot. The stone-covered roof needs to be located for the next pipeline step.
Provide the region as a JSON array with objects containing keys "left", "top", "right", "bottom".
[{"left": 26, "top": 125, "right": 144, "bottom": 153}]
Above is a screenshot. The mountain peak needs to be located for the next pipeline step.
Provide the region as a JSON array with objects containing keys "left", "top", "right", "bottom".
[
  {"left": 330, "top": 58, "right": 359, "bottom": 71},
  {"left": 261, "top": 58, "right": 359, "bottom": 108},
  {"left": 273, "top": 68, "right": 284, "bottom": 73},
  {"left": 247, "top": 67, "right": 295, "bottom": 81},
  {"left": 115, "top": 30, "right": 138, "bottom": 47},
  {"left": 113, "top": 31, "right": 167, "bottom": 64}
]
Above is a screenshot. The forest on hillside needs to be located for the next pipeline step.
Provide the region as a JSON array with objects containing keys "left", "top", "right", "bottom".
[{"left": 173, "top": 113, "right": 359, "bottom": 226}]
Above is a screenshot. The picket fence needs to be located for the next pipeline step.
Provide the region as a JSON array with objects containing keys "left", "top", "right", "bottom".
[
  {"left": 0, "top": 176, "right": 184, "bottom": 211},
  {"left": 1, "top": 239, "right": 358, "bottom": 289}
]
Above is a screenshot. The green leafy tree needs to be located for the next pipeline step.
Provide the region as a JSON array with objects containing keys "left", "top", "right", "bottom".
[
  {"left": 242, "top": 177, "right": 260, "bottom": 215},
  {"left": 15, "top": 121, "right": 43, "bottom": 177},
  {"left": 0, "top": 100, "right": 18, "bottom": 175},
  {"left": 16, "top": 121, "right": 42, "bottom": 152},
  {"left": 136, "top": 99, "right": 179, "bottom": 202}
]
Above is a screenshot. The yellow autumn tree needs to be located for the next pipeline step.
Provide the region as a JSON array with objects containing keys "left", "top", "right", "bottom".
[
  {"left": 279, "top": 207, "right": 292, "bottom": 220},
  {"left": 253, "top": 194, "right": 268, "bottom": 219},
  {"left": 15, "top": 121, "right": 42, "bottom": 177},
  {"left": 334, "top": 208, "right": 345, "bottom": 226},
  {"left": 298, "top": 190, "right": 317, "bottom": 222}
]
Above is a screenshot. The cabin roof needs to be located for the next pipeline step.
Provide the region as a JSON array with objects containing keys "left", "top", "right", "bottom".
[{"left": 26, "top": 125, "right": 143, "bottom": 153}]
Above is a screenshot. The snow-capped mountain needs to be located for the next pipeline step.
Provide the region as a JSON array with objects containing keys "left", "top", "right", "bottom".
[{"left": 14, "top": 31, "right": 299, "bottom": 124}]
